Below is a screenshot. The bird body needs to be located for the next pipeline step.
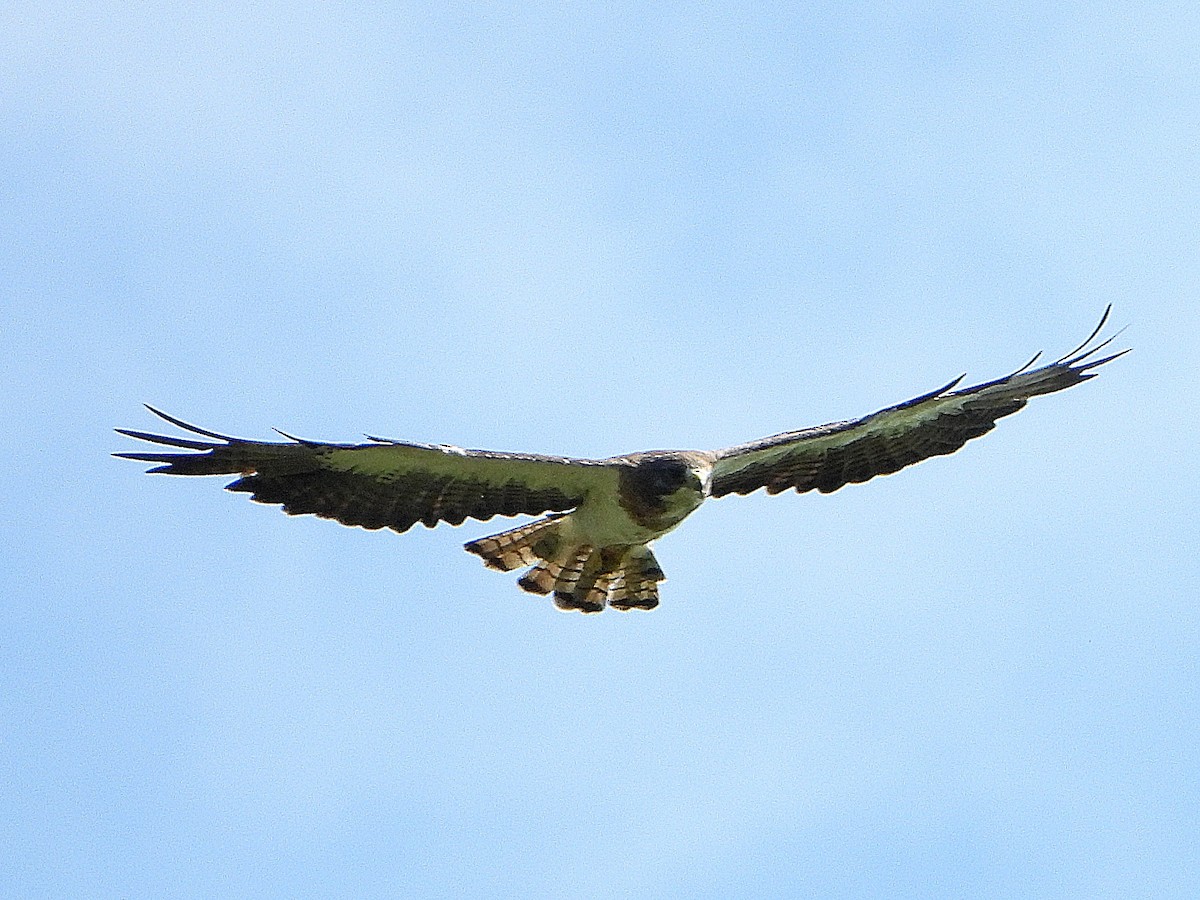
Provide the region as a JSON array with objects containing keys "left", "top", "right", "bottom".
[{"left": 117, "top": 309, "right": 1126, "bottom": 613}]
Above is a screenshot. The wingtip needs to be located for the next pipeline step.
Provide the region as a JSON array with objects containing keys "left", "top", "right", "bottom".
[
  {"left": 1009, "top": 350, "right": 1043, "bottom": 377},
  {"left": 271, "top": 427, "right": 321, "bottom": 446},
  {"left": 940, "top": 373, "right": 968, "bottom": 396},
  {"left": 1054, "top": 306, "right": 1128, "bottom": 366},
  {"left": 1074, "top": 346, "right": 1132, "bottom": 372},
  {"left": 136, "top": 405, "right": 237, "bottom": 442}
]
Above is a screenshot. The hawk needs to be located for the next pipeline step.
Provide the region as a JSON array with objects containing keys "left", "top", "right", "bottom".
[{"left": 116, "top": 309, "right": 1126, "bottom": 613}]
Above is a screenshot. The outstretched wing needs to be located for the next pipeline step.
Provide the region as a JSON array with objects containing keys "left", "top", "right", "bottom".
[
  {"left": 116, "top": 407, "right": 614, "bottom": 532},
  {"left": 710, "top": 307, "right": 1128, "bottom": 498}
]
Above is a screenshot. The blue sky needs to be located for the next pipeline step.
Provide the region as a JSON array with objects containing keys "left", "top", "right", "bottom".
[{"left": 3, "top": 3, "right": 1198, "bottom": 897}]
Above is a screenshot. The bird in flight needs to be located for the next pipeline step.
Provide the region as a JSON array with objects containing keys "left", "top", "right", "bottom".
[{"left": 116, "top": 308, "right": 1126, "bottom": 613}]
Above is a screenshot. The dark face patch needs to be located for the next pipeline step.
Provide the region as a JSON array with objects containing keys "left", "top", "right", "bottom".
[
  {"left": 648, "top": 459, "right": 690, "bottom": 496},
  {"left": 631, "top": 458, "right": 691, "bottom": 501},
  {"left": 617, "top": 457, "right": 703, "bottom": 528}
]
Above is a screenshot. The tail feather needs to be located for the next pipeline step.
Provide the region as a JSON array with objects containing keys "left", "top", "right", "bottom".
[
  {"left": 521, "top": 553, "right": 581, "bottom": 598},
  {"left": 463, "top": 514, "right": 566, "bottom": 572},
  {"left": 609, "top": 547, "right": 664, "bottom": 611},
  {"left": 466, "top": 518, "right": 667, "bottom": 613},
  {"left": 570, "top": 553, "right": 618, "bottom": 612},
  {"left": 550, "top": 546, "right": 603, "bottom": 613},
  {"left": 516, "top": 561, "right": 559, "bottom": 595}
]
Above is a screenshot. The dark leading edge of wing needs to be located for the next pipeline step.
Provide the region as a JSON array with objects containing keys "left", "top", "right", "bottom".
[
  {"left": 115, "top": 408, "right": 607, "bottom": 533},
  {"left": 709, "top": 306, "right": 1129, "bottom": 498}
]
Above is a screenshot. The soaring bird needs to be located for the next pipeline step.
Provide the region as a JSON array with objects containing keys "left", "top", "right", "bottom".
[{"left": 116, "top": 308, "right": 1126, "bottom": 613}]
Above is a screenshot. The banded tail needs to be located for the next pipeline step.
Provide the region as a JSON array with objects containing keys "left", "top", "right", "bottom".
[{"left": 464, "top": 516, "right": 665, "bottom": 613}]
